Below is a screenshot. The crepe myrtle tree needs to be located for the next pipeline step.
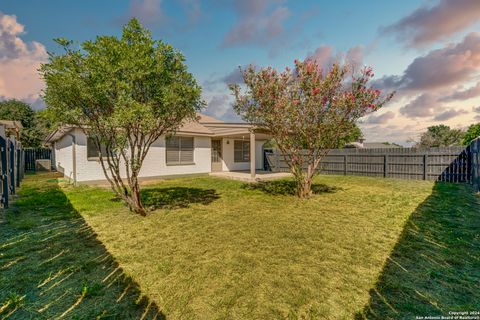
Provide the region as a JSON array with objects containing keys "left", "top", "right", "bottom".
[
  {"left": 230, "top": 60, "right": 394, "bottom": 198},
  {"left": 40, "top": 19, "right": 203, "bottom": 215}
]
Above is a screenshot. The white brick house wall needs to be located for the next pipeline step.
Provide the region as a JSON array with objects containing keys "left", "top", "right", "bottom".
[
  {"left": 54, "top": 128, "right": 212, "bottom": 183},
  {"left": 221, "top": 138, "right": 266, "bottom": 171}
]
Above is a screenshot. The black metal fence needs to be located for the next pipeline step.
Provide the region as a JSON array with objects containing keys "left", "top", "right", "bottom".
[
  {"left": 0, "top": 136, "right": 24, "bottom": 208},
  {"left": 24, "top": 148, "right": 52, "bottom": 172},
  {"left": 266, "top": 143, "right": 480, "bottom": 190}
]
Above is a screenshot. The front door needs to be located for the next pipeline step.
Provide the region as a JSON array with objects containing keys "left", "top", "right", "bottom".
[{"left": 211, "top": 139, "right": 223, "bottom": 172}]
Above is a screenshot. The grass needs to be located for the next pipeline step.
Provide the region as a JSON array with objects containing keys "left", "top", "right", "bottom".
[{"left": 1, "top": 172, "right": 479, "bottom": 319}]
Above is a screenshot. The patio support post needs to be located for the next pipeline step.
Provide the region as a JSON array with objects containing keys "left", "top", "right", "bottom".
[{"left": 250, "top": 131, "right": 255, "bottom": 180}]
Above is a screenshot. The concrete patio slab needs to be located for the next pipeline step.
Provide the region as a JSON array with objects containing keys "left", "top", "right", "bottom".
[{"left": 209, "top": 170, "right": 291, "bottom": 182}]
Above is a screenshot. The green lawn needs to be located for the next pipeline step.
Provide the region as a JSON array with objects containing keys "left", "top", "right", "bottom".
[{"left": 1, "top": 173, "right": 479, "bottom": 319}]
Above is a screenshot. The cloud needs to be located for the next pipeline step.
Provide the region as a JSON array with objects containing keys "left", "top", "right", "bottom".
[
  {"left": 0, "top": 12, "right": 47, "bottom": 108},
  {"left": 376, "top": 32, "right": 480, "bottom": 92},
  {"left": 359, "top": 123, "right": 424, "bottom": 146},
  {"left": 203, "top": 65, "right": 247, "bottom": 91},
  {"left": 345, "top": 46, "right": 364, "bottom": 69},
  {"left": 381, "top": 0, "right": 480, "bottom": 47},
  {"left": 125, "top": 0, "right": 167, "bottom": 26},
  {"left": 433, "top": 108, "right": 466, "bottom": 121},
  {"left": 222, "top": 67, "right": 244, "bottom": 85},
  {"left": 364, "top": 111, "right": 395, "bottom": 124},
  {"left": 399, "top": 93, "right": 444, "bottom": 118},
  {"left": 119, "top": 0, "right": 203, "bottom": 29},
  {"left": 306, "top": 45, "right": 364, "bottom": 72},
  {"left": 473, "top": 106, "right": 480, "bottom": 114},
  {"left": 179, "top": 0, "right": 202, "bottom": 25},
  {"left": 440, "top": 82, "right": 480, "bottom": 102},
  {"left": 222, "top": 0, "right": 290, "bottom": 48},
  {"left": 204, "top": 94, "right": 240, "bottom": 122}
]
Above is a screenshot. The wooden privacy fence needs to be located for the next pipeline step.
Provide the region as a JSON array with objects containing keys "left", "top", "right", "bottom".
[
  {"left": 266, "top": 143, "right": 480, "bottom": 190},
  {"left": 0, "top": 134, "right": 24, "bottom": 208},
  {"left": 471, "top": 137, "right": 480, "bottom": 191},
  {"left": 24, "top": 148, "right": 52, "bottom": 172}
]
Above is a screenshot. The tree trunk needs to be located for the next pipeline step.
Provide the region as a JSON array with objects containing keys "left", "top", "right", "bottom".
[
  {"left": 296, "top": 177, "right": 313, "bottom": 198},
  {"left": 130, "top": 180, "right": 146, "bottom": 216}
]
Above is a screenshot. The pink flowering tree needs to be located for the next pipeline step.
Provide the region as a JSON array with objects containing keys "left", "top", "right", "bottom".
[{"left": 230, "top": 60, "right": 394, "bottom": 198}]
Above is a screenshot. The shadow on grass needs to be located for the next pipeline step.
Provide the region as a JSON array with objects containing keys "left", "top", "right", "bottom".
[
  {"left": 242, "top": 179, "right": 340, "bottom": 196},
  {"left": 141, "top": 186, "right": 220, "bottom": 210},
  {"left": 355, "top": 182, "right": 480, "bottom": 319},
  {"left": 0, "top": 173, "right": 164, "bottom": 319}
]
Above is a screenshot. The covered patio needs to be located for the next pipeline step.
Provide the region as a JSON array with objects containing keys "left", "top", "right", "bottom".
[{"left": 200, "top": 119, "right": 275, "bottom": 180}]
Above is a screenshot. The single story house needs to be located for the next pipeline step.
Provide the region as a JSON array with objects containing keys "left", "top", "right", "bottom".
[{"left": 45, "top": 113, "right": 271, "bottom": 184}]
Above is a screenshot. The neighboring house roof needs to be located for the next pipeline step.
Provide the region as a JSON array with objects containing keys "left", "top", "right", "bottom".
[
  {"left": 345, "top": 142, "right": 403, "bottom": 149},
  {"left": 44, "top": 113, "right": 266, "bottom": 143},
  {"left": 0, "top": 120, "right": 23, "bottom": 140},
  {"left": 0, "top": 120, "right": 23, "bottom": 130},
  {"left": 363, "top": 142, "right": 402, "bottom": 149}
]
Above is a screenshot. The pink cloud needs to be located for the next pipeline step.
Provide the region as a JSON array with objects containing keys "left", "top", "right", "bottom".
[
  {"left": 433, "top": 108, "right": 467, "bottom": 121},
  {"left": 399, "top": 93, "right": 444, "bottom": 118},
  {"left": 125, "top": 0, "right": 167, "bottom": 26},
  {"left": 0, "top": 12, "right": 47, "bottom": 109},
  {"left": 364, "top": 111, "right": 395, "bottom": 125},
  {"left": 382, "top": 0, "right": 480, "bottom": 47},
  {"left": 376, "top": 32, "right": 480, "bottom": 92},
  {"left": 306, "top": 45, "right": 364, "bottom": 72},
  {"left": 222, "top": 0, "right": 290, "bottom": 48},
  {"left": 440, "top": 82, "right": 480, "bottom": 102}
]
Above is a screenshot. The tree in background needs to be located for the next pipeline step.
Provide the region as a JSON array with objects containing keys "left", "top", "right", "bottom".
[
  {"left": 264, "top": 123, "right": 363, "bottom": 150},
  {"left": 40, "top": 19, "right": 203, "bottom": 215},
  {"left": 415, "top": 125, "right": 465, "bottom": 148},
  {"left": 0, "top": 99, "right": 50, "bottom": 147},
  {"left": 230, "top": 60, "right": 393, "bottom": 198},
  {"left": 342, "top": 123, "right": 363, "bottom": 145},
  {"left": 462, "top": 123, "right": 480, "bottom": 146}
]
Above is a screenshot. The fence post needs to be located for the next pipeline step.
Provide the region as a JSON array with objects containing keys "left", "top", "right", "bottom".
[
  {"left": 471, "top": 138, "right": 480, "bottom": 191},
  {"left": 0, "top": 137, "right": 8, "bottom": 208},
  {"left": 423, "top": 154, "right": 428, "bottom": 180},
  {"left": 344, "top": 155, "right": 348, "bottom": 176},
  {"left": 384, "top": 155, "right": 389, "bottom": 178}
]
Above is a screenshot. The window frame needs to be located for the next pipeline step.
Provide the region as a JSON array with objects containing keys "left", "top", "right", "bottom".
[
  {"left": 86, "top": 137, "right": 109, "bottom": 161},
  {"left": 234, "top": 140, "right": 250, "bottom": 163},
  {"left": 166, "top": 136, "right": 195, "bottom": 166}
]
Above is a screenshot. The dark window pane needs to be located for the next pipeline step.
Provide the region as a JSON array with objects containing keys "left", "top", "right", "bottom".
[{"left": 166, "top": 136, "right": 194, "bottom": 164}]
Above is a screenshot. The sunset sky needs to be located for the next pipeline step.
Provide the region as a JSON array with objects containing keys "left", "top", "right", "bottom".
[{"left": 1, "top": 0, "right": 479, "bottom": 145}]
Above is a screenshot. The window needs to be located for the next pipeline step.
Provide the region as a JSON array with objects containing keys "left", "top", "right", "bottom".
[
  {"left": 87, "top": 137, "right": 108, "bottom": 160},
  {"left": 166, "top": 136, "right": 194, "bottom": 165},
  {"left": 234, "top": 140, "right": 250, "bottom": 162}
]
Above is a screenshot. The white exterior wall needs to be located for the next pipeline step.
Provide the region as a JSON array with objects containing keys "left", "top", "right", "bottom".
[
  {"left": 56, "top": 129, "right": 212, "bottom": 183},
  {"left": 221, "top": 138, "right": 266, "bottom": 171},
  {"left": 54, "top": 132, "right": 75, "bottom": 180},
  {"left": 53, "top": 129, "right": 267, "bottom": 182},
  {"left": 138, "top": 135, "right": 211, "bottom": 177}
]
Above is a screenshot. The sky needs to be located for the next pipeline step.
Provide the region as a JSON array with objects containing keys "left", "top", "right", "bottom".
[{"left": 1, "top": 0, "right": 480, "bottom": 145}]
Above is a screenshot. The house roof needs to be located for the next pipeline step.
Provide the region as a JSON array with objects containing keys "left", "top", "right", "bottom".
[
  {"left": 44, "top": 113, "right": 267, "bottom": 143},
  {"left": 345, "top": 141, "right": 403, "bottom": 149},
  {"left": 197, "top": 113, "right": 224, "bottom": 124},
  {"left": 0, "top": 120, "right": 23, "bottom": 130},
  {"left": 363, "top": 142, "right": 402, "bottom": 149}
]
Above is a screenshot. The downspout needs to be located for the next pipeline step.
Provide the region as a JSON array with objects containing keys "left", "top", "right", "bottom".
[{"left": 67, "top": 133, "right": 77, "bottom": 185}]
